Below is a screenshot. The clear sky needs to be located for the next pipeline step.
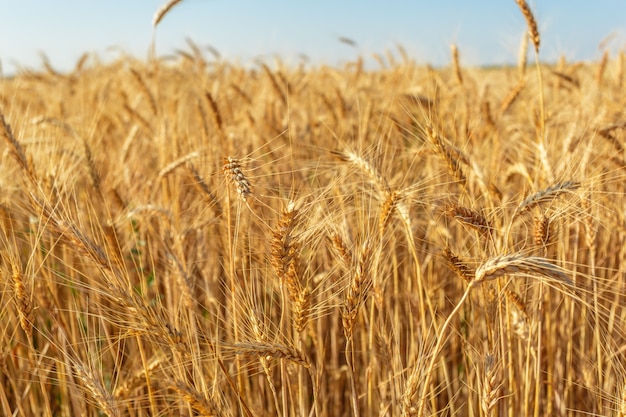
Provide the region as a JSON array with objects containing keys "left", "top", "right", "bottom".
[{"left": 0, "top": 1, "right": 624, "bottom": 74}]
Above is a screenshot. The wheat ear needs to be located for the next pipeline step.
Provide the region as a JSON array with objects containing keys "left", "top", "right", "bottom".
[
  {"left": 11, "top": 260, "right": 34, "bottom": 339},
  {"left": 157, "top": 151, "right": 200, "bottom": 180},
  {"left": 129, "top": 68, "right": 157, "bottom": 115},
  {"left": 343, "top": 242, "right": 371, "bottom": 417},
  {"left": 328, "top": 232, "right": 353, "bottom": 270},
  {"left": 481, "top": 354, "right": 501, "bottom": 417},
  {"left": 187, "top": 162, "right": 222, "bottom": 215},
  {"left": 596, "top": 50, "right": 609, "bottom": 86},
  {"left": 499, "top": 78, "right": 526, "bottom": 115},
  {"left": 223, "top": 157, "right": 252, "bottom": 202},
  {"left": 205, "top": 91, "right": 224, "bottom": 133},
  {"left": 379, "top": 190, "right": 399, "bottom": 239},
  {"left": 74, "top": 363, "right": 120, "bottom": 417},
  {"left": 271, "top": 201, "right": 300, "bottom": 293},
  {"left": 445, "top": 205, "right": 491, "bottom": 234},
  {"left": 475, "top": 254, "right": 572, "bottom": 286},
  {"left": 515, "top": 181, "right": 580, "bottom": 216},
  {"left": 515, "top": 0, "right": 540, "bottom": 53},
  {"left": 113, "top": 353, "right": 164, "bottom": 399},
  {"left": 0, "top": 113, "right": 35, "bottom": 183},
  {"left": 415, "top": 253, "right": 570, "bottom": 417},
  {"left": 618, "top": 50, "right": 624, "bottom": 89},
  {"left": 262, "top": 63, "right": 288, "bottom": 106},
  {"left": 618, "top": 380, "right": 626, "bottom": 417},
  {"left": 168, "top": 380, "right": 222, "bottom": 417},
  {"left": 450, "top": 44, "right": 463, "bottom": 85},
  {"left": 342, "top": 243, "right": 372, "bottom": 338},
  {"left": 271, "top": 201, "right": 310, "bottom": 332},
  {"left": 598, "top": 122, "right": 626, "bottom": 154},
  {"left": 232, "top": 342, "right": 310, "bottom": 368},
  {"left": 153, "top": 0, "right": 183, "bottom": 27},
  {"left": 333, "top": 149, "right": 390, "bottom": 198},
  {"left": 533, "top": 214, "right": 553, "bottom": 249},
  {"left": 518, "top": 31, "right": 529, "bottom": 78},
  {"left": 426, "top": 124, "right": 466, "bottom": 186},
  {"left": 442, "top": 247, "right": 475, "bottom": 283}
]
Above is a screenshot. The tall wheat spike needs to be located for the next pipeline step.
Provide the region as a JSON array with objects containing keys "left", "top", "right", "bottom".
[
  {"left": 153, "top": 0, "right": 183, "bottom": 27},
  {"left": 515, "top": 0, "right": 540, "bottom": 53}
]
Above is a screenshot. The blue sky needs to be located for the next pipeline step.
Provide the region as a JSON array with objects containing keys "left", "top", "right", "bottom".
[{"left": 0, "top": 1, "right": 624, "bottom": 74}]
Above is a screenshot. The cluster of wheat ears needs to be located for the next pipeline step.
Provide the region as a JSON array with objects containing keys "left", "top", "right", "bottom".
[{"left": 1, "top": 1, "right": 626, "bottom": 416}]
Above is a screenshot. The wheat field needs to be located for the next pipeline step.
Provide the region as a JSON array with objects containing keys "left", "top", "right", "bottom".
[{"left": 1, "top": 6, "right": 626, "bottom": 417}]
